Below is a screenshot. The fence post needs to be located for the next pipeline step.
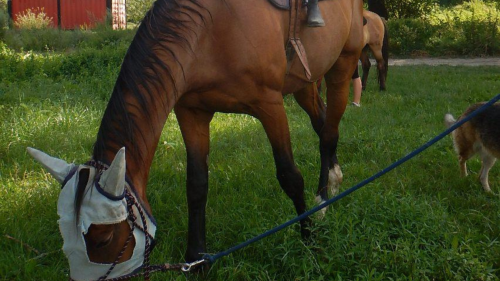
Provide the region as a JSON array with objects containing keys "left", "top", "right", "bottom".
[{"left": 57, "top": 0, "right": 61, "bottom": 29}]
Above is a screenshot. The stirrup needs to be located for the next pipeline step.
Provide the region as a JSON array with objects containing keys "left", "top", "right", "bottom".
[
  {"left": 308, "top": 17, "right": 325, "bottom": 27},
  {"left": 307, "top": 4, "right": 325, "bottom": 27}
]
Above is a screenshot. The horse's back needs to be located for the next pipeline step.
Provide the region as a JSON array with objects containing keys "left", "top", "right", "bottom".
[
  {"left": 362, "top": 10, "right": 385, "bottom": 47},
  {"left": 184, "top": 0, "right": 363, "bottom": 100}
]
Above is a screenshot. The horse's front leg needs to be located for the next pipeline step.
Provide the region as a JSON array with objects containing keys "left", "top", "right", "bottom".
[
  {"left": 175, "top": 105, "right": 214, "bottom": 262},
  {"left": 293, "top": 83, "right": 326, "bottom": 136},
  {"left": 316, "top": 55, "right": 359, "bottom": 212},
  {"left": 254, "top": 96, "right": 311, "bottom": 239},
  {"left": 360, "top": 48, "right": 370, "bottom": 90}
]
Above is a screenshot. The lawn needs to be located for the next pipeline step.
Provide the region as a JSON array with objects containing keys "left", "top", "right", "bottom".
[{"left": 1, "top": 52, "right": 500, "bottom": 280}]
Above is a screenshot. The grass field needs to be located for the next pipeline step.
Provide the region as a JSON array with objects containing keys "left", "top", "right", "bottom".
[{"left": 1, "top": 52, "right": 500, "bottom": 280}]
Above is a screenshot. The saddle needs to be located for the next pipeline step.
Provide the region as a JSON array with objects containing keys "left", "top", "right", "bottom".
[
  {"left": 268, "top": 0, "right": 365, "bottom": 82},
  {"left": 269, "top": 0, "right": 292, "bottom": 10}
]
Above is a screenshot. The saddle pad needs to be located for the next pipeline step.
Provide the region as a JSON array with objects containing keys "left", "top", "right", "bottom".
[
  {"left": 268, "top": 0, "right": 324, "bottom": 11},
  {"left": 268, "top": 0, "right": 290, "bottom": 10}
]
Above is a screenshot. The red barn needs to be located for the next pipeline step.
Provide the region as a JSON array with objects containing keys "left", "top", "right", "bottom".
[{"left": 7, "top": 0, "right": 127, "bottom": 30}]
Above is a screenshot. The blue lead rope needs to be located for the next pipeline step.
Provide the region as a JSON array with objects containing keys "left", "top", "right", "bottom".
[{"left": 201, "top": 94, "right": 500, "bottom": 265}]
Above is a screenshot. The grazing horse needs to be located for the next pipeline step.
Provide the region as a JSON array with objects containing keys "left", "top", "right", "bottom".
[
  {"left": 28, "top": 0, "right": 364, "bottom": 279},
  {"left": 360, "top": 10, "right": 389, "bottom": 91}
]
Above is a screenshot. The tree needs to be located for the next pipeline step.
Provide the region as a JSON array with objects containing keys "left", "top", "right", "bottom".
[
  {"left": 127, "top": 0, "right": 155, "bottom": 24},
  {"left": 368, "top": 0, "right": 389, "bottom": 19}
]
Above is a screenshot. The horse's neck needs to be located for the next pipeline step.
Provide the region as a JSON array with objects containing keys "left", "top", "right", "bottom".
[{"left": 94, "top": 55, "right": 187, "bottom": 201}]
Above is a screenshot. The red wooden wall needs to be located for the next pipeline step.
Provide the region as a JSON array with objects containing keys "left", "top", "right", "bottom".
[
  {"left": 10, "top": 0, "right": 58, "bottom": 27},
  {"left": 59, "top": 0, "right": 106, "bottom": 29},
  {"left": 9, "top": 0, "right": 126, "bottom": 30}
]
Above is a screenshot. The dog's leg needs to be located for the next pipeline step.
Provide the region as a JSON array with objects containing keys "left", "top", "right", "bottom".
[
  {"left": 479, "top": 150, "right": 496, "bottom": 193},
  {"left": 459, "top": 156, "right": 468, "bottom": 177}
]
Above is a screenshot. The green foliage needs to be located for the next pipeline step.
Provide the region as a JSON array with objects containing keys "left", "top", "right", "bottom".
[
  {"left": 0, "top": 13, "right": 6, "bottom": 39},
  {"left": 127, "top": 0, "right": 155, "bottom": 24},
  {"left": 385, "top": 0, "right": 438, "bottom": 19},
  {"left": 439, "top": 0, "right": 466, "bottom": 6},
  {"left": 2, "top": 27, "right": 135, "bottom": 52},
  {"left": 388, "top": 18, "right": 438, "bottom": 56},
  {"left": 388, "top": 0, "right": 500, "bottom": 56},
  {"left": 0, "top": 1, "right": 7, "bottom": 39},
  {"left": 0, "top": 42, "right": 125, "bottom": 84}
]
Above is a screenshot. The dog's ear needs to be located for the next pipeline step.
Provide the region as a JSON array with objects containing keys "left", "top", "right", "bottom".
[{"left": 444, "top": 114, "right": 456, "bottom": 129}]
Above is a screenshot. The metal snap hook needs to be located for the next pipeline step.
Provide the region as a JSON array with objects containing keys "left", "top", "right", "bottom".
[{"left": 181, "top": 259, "right": 206, "bottom": 272}]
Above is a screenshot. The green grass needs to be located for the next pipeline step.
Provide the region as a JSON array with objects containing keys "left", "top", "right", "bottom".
[{"left": 1, "top": 49, "right": 500, "bottom": 280}]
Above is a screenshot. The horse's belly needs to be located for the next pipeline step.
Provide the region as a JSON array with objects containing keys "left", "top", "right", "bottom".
[{"left": 177, "top": 90, "right": 273, "bottom": 115}]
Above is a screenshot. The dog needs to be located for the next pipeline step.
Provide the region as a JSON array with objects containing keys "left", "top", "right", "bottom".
[{"left": 444, "top": 102, "right": 500, "bottom": 193}]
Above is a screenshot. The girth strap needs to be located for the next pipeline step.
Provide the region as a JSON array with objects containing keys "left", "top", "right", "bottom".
[{"left": 286, "top": 0, "right": 312, "bottom": 81}]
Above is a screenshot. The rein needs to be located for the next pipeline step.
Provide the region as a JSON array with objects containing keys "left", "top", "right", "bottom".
[{"left": 67, "top": 161, "right": 203, "bottom": 281}]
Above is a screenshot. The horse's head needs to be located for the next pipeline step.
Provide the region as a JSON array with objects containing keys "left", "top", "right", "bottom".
[{"left": 28, "top": 147, "right": 156, "bottom": 281}]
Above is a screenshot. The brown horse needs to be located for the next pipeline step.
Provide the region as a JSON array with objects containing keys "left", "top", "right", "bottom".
[
  {"left": 28, "top": 0, "right": 364, "bottom": 279},
  {"left": 360, "top": 10, "right": 389, "bottom": 90}
]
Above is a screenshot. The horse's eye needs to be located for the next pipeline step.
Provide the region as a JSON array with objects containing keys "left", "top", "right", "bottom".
[
  {"left": 85, "top": 226, "right": 114, "bottom": 249},
  {"left": 94, "top": 234, "right": 113, "bottom": 248}
]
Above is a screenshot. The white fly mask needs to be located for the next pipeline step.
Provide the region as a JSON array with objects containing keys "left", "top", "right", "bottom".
[{"left": 28, "top": 147, "right": 157, "bottom": 281}]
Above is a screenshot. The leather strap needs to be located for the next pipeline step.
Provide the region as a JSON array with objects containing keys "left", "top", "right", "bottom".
[{"left": 286, "top": 0, "right": 312, "bottom": 81}]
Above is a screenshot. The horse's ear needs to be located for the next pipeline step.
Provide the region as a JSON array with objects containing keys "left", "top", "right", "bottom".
[
  {"left": 27, "top": 147, "right": 74, "bottom": 184},
  {"left": 99, "top": 147, "right": 126, "bottom": 197}
]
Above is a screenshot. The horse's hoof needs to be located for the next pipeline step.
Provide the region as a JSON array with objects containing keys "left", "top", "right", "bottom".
[
  {"left": 301, "top": 224, "right": 313, "bottom": 242},
  {"left": 328, "top": 164, "right": 343, "bottom": 197},
  {"left": 315, "top": 195, "right": 328, "bottom": 219},
  {"left": 300, "top": 216, "right": 313, "bottom": 241}
]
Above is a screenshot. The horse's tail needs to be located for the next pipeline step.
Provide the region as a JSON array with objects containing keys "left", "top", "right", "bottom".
[{"left": 379, "top": 18, "right": 389, "bottom": 86}]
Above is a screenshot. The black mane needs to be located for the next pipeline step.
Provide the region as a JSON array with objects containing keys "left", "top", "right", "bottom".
[{"left": 92, "top": 0, "right": 207, "bottom": 168}]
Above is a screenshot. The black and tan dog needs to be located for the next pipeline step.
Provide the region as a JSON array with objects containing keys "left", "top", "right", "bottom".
[{"left": 445, "top": 103, "right": 500, "bottom": 193}]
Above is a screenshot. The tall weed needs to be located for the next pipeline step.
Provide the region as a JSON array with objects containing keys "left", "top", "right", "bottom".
[{"left": 14, "top": 8, "right": 53, "bottom": 29}]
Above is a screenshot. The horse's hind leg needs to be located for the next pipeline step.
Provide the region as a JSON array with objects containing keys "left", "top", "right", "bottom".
[
  {"left": 293, "top": 83, "right": 326, "bottom": 136},
  {"left": 372, "top": 48, "right": 386, "bottom": 91},
  {"left": 255, "top": 97, "right": 311, "bottom": 238},
  {"left": 360, "top": 48, "right": 370, "bottom": 90},
  {"left": 175, "top": 105, "right": 214, "bottom": 262}
]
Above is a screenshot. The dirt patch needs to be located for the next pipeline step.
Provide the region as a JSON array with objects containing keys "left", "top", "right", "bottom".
[{"left": 386, "top": 57, "right": 500, "bottom": 66}]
